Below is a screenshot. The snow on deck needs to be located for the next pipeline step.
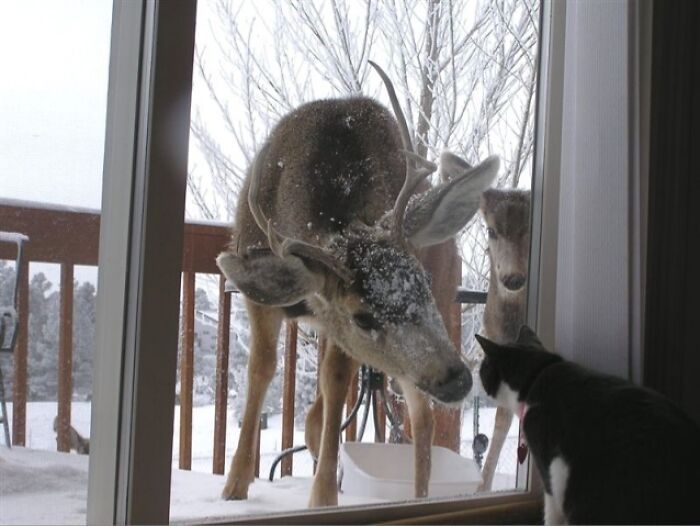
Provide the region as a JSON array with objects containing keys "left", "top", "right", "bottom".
[
  {"left": 0, "top": 402, "right": 517, "bottom": 524},
  {"left": 0, "top": 232, "right": 29, "bottom": 244},
  {"left": 0, "top": 447, "right": 385, "bottom": 525}
]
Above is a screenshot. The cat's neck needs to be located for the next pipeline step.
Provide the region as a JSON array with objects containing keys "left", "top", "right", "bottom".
[{"left": 501, "top": 355, "right": 561, "bottom": 412}]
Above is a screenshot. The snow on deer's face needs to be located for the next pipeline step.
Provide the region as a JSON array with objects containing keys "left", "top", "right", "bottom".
[
  {"left": 305, "top": 230, "right": 472, "bottom": 404},
  {"left": 480, "top": 189, "right": 531, "bottom": 295}
]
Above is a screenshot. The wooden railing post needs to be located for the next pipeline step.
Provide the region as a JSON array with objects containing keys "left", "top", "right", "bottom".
[
  {"left": 0, "top": 202, "right": 238, "bottom": 457},
  {"left": 421, "top": 241, "right": 462, "bottom": 452},
  {"left": 213, "top": 276, "right": 230, "bottom": 475},
  {"left": 281, "top": 321, "right": 297, "bottom": 476},
  {"left": 345, "top": 369, "right": 359, "bottom": 442},
  {"left": 374, "top": 375, "right": 386, "bottom": 443},
  {"left": 179, "top": 271, "right": 195, "bottom": 470},
  {"left": 12, "top": 259, "right": 28, "bottom": 446},
  {"left": 254, "top": 426, "right": 261, "bottom": 478},
  {"left": 56, "top": 263, "right": 74, "bottom": 452}
]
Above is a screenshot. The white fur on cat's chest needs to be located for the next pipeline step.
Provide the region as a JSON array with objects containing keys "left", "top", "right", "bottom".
[
  {"left": 494, "top": 382, "right": 520, "bottom": 414},
  {"left": 493, "top": 383, "right": 570, "bottom": 525},
  {"left": 544, "top": 456, "right": 570, "bottom": 525}
]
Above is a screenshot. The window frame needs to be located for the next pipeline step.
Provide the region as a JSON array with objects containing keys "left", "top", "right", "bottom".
[
  {"left": 87, "top": 0, "right": 565, "bottom": 523},
  {"left": 87, "top": 1, "right": 197, "bottom": 524}
]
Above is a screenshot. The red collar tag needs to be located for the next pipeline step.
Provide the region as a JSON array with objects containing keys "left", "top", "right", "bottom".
[{"left": 517, "top": 402, "right": 529, "bottom": 464}]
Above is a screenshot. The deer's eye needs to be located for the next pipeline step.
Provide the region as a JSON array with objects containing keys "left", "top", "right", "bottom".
[
  {"left": 487, "top": 227, "right": 497, "bottom": 240},
  {"left": 353, "top": 312, "right": 379, "bottom": 331}
]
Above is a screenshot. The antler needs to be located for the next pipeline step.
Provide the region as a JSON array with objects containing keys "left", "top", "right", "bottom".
[
  {"left": 368, "top": 60, "right": 437, "bottom": 245},
  {"left": 247, "top": 144, "right": 353, "bottom": 283}
]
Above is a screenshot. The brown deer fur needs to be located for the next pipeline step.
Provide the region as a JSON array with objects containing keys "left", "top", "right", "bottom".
[{"left": 477, "top": 188, "right": 530, "bottom": 491}]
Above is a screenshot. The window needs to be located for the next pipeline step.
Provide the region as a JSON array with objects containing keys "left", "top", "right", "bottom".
[
  {"left": 2, "top": 0, "right": 602, "bottom": 523},
  {"left": 172, "top": 0, "right": 546, "bottom": 522},
  {"left": 0, "top": 1, "right": 112, "bottom": 525}
]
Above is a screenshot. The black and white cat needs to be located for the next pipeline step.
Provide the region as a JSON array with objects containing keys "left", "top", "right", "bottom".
[{"left": 476, "top": 326, "right": 700, "bottom": 525}]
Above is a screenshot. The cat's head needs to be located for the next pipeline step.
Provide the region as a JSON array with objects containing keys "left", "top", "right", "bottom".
[{"left": 475, "top": 325, "right": 562, "bottom": 412}]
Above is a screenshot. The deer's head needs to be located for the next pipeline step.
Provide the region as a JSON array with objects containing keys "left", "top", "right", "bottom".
[
  {"left": 218, "top": 63, "right": 499, "bottom": 404},
  {"left": 480, "top": 189, "right": 531, "bottom": 295}
]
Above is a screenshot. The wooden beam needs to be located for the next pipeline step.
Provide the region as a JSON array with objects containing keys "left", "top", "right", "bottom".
[
  {"left": 56, "top": 263, "right": 74, "bottom": 452},
  {"left": 281, "top": 321, "right": 297, "bottom": 476},
  {"left": 0, "top": 203, "right": 229, "bottom": 274},
  {"left": 345, "top": 369, "right": 359, "bottom": 442},
  {"left": 374, "top": 375, "right": 386, "bottom": 443},
  {"left": 213, "top": 276, "right": 231, "bottom": 475},
  {"left": 178, "top": 271, "right": 195, "bottom": 470},
  {"left": 12, "top": 259, "right": 28, "bottom": 446},
  {"left": 420, "top": 241, "right": 462, "bottom": 452}
]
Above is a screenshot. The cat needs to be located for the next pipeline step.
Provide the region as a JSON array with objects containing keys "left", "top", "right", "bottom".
[{"left": 476, "top": 325, "right": 700, "bottom": 525}]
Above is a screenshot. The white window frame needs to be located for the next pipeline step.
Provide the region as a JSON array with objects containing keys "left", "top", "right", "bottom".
[
  {"left": 87, "top": 1, "right": 197, "bottom": 523},
  {"left": 87, "top": 0, "right": 567, "bottom": 523}
]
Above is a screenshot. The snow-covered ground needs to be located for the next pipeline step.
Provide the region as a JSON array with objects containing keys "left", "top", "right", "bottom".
[{"left": 0, "top": 402, "right": 519, "bottom": 524}]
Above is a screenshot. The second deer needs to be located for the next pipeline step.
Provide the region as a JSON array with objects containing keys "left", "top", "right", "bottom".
[{"left": 477, "top": 188, "right": 531, "bottom": 491}]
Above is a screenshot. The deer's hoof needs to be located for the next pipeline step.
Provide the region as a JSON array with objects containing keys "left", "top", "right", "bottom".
[
  {"left": 308, "top": 473, "right": 339, "bottom": 508},
  {"left": 222, "top": 478, "right": 251, "bottom": 500},
  {"left": 308, "top": 492, "right": 338, "bottom": 508}
]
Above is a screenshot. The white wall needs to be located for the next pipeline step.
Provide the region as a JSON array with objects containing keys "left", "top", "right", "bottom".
[{"left": 554, "top": 0, "right": 645, "bottom": 380}]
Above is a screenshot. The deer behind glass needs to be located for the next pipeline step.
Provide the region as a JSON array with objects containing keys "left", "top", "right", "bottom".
[
  {"left": 477, "top": 188, "right": 531, "bottom": 491},
  {"left": 216, "top": 63, "right": 499, "bottom": 506}
]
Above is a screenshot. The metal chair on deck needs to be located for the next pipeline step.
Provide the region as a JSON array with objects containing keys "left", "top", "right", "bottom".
[{"left": 0, "top": 232, "right": 29, "bottom": 448}]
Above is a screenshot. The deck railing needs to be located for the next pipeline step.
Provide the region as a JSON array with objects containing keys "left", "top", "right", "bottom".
[{"left": 0, "top": 200, "right": 470, "bottom": 476}]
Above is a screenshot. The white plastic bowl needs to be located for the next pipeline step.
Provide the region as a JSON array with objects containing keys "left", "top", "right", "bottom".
[{"left": 339, "top": 442, "right": 482, "bottom": 500}]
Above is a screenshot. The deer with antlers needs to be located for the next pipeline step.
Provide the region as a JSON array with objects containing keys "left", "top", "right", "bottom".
[{"left": 216, "top": 62, "right": 499, "bottom": 507}]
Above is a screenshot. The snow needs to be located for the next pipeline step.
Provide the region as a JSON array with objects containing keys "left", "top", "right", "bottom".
[
  {"left": 0, "top": 198, "right": 100, "bottom": 216},
  {"left": 0, "top": 447, "right": 384, "bottom": 525},
  {"left": 0, "top": 401, "right": 518, "bottom": 524},
  {"left": 0, "top": 232, "right": 29, "bottom": 244},
  {"left": 346, "top": 239, "right": 432, "bottom": 324}
]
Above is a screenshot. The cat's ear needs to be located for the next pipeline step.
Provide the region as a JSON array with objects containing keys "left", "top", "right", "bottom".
[
  {"left": 475, "top": 333, "right": 500, "bottom": 356},
  {"left": 516, "top": 325, "right": 545, "bottom": 350}
]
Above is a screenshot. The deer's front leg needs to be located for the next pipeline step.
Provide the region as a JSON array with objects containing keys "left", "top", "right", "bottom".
[
  {"left": 477, "top": 405, "right": 513, "bottom": 492},
  {"left": 308, "top": 344, "right": 355, "bottom": 508},
  {"left": 222, "top": 301, "right": 282, "bottom": 500},
  {"left": 399, "top": 379, "right": 434, "bottom": 498},
  {"left": 304, "top": 393, "right": 323, "bottom": 461}
]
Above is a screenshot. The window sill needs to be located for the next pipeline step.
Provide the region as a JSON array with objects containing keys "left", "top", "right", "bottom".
[{"left": 207, "top": 491, "right": 543, "bottom": 525}]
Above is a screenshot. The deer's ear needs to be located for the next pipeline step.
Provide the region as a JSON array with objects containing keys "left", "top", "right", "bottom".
[
  {"left": 405, "top": 155, "right": 499, "bottom": 248},
  {"left": 439, "top": 151, "right": 472, "bottom": 180},
  {"left": 216, "top": 251, "right": 323, "bottom": 306}
]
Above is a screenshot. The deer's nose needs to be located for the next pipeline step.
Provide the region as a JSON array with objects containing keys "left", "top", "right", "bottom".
[
  {"left": 430, "top": 363, "right": 473, "bottom": 403},
  {"left": 501, "top": 273, "right": 526, "bottom": 291}
]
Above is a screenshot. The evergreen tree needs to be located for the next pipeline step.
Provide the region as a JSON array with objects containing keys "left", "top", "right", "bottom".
[
  {"left": 72, "top": 281, "right": 96, "bottom": 400},
  {"left": 0, "top": 261, "right": 17, "bottom": 397},
  {"left": 194, "top": 287, "right": 212, "bottom": 311}
]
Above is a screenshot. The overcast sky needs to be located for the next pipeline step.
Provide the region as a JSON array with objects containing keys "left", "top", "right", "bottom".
[
  {"left": 0, "top": 1, "right": 248, "bottom": 212},
  {"left": 0, "top": 0, "right": 112, "bottom": 209}
]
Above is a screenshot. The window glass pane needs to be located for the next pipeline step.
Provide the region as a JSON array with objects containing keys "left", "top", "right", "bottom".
[
  {"left": 174, "top": 0, "right": 539, "bottom": 520},
  {"left": 0, "top": 1, "right": 112, "bottom": 525}
]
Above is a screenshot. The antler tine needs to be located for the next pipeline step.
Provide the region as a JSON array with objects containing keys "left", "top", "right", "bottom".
[
  {"left": 403, "top": 150, "right": 437, "bottom": 174},
  {"left": 368, "top": 61, "right": 414, "bottom": 164},
  {"left": 277, "top": 237, "right": 354, "bottom": 283},
  {"left": 248, "top": 143, "right": 353, "bottom": 283},
  {"left": 248, "top": 143, "right": 273, "bottom": 236},
  {"left": 369, "top": 60, "right": 436, "bottom": 244}
]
